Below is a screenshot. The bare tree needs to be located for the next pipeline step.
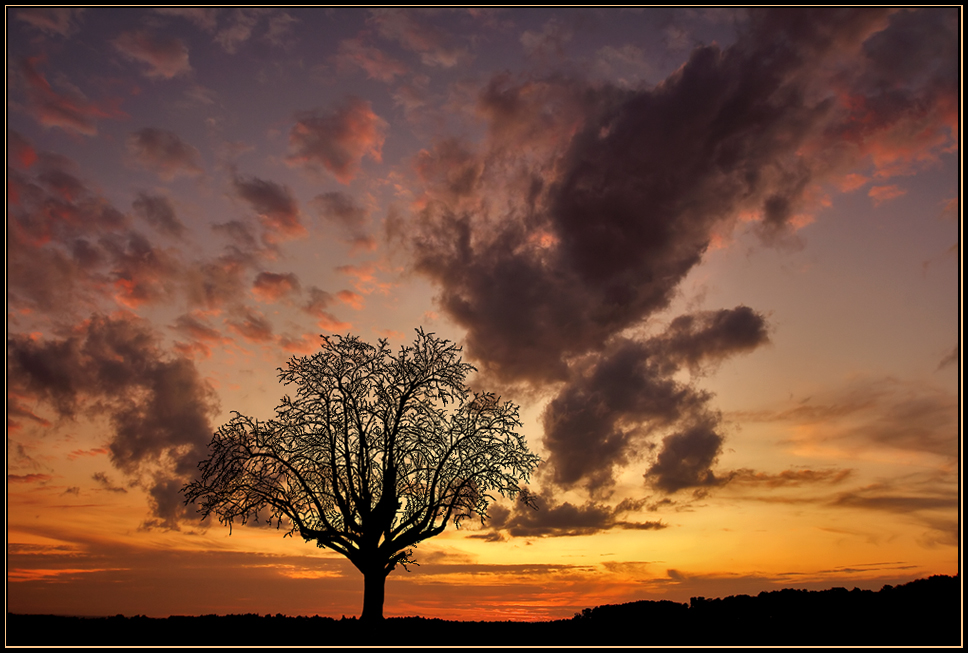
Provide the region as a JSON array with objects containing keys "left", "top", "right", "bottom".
[{"left": 183, "top": 329, "right": 540, "bottom": 620}]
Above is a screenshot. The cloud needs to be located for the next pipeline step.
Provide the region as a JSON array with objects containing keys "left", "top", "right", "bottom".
[
  {"left": 154, "top": 8, "right": 219, "bottom": 32},
  {"left": 17, "top": 57, "right": 125, "bottom": 136},
  {"left": 127, "top": 128, "right": 203, "bottom": 181},
  {"left": 935, "top": 346, "right": 957, "bottom": 371},
  {"left": 233, "top": 175, "right": 306, "bottom": 242},
  {"left": 226, "top": 306, "right": 274, "bottom": 343},
  {"left": 8, "top": 474, "right": 54, "bottom": 484},
  {"left": 868, "top": 184, "right": 907, "bottom": 206},
  {"left": 404, "top": 9, "right": 956, "bottom": 501},
  {"left": 286, "top": 97, "right": 388, "bottom": 183},
  {"left": 16, "top": 8, "right": 84, "bottom": 37},
  {"left": 336, "top": 290, "right": 364, "bottom": 310},
  {"left": 729, "top": 468, "right": 854, "bottom": 488},
  {"left": 302, "top": 287, "right": 351, "bottom": 332},
  {"left": 542, "top": 308, "right": 768, "bottom": 493},
  {"left": 369, "top": 9, "right": 469, "bottom": 68},
  {"left": 214, "top": 9, "right": 262, "bottom": 54},
  {"left": 520, "top": 18, "right": 573, "bottom": 61},
  {"left": 92, "top": 472, "right": 127, "bottom": 493},
  {"left": 101, "top": 232, "right": 182, "bottom": 308},
  {"left": 5, "top": 147, "right": 183, "bottom": 316},
  {"left": 7, "top": 131, "right": 38, "bottom": 170},
  {"left": 132, "top": 192, "right": 186, "bottom": 237},
  {"left": 645, "top": 418, "right": 728, "bottom": 493},
  {"left": 487, "top": 491, "right": 666, "bottom": 538},
  {"left": 113, "top": 30, "right": 192, "bottom": 79},
  {"left": 182, "top": 253, "right": 251, "bottom": 311},
  {"left": 170, "top": 313, "right": 230, "bottom": 359},
  {"left": 312, "top": 191, "right": 376, "bottom": 251},
  {"left": 335, "top": 39, "right": 409, "bottom": 82},
  {"left": 252, "top": 271, "right": 301, "bottom": 303},
  {"left": 7, "top": 314, "right": 220, "bottom": 526},
  {"left": 739, "top": 376, "right": 958, "bottom": 461}
]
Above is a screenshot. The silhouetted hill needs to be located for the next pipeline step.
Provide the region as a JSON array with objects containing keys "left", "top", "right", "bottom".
[{"left": 7, "top": 574, "right": 960, "bottom": 646}]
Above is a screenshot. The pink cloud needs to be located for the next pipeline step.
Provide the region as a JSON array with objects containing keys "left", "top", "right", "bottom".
[
  {"left": 287, "top": 97, "right": 387, "bottom": 184},
  {"left": 113, "top": 30, "right": 191, "bottom": 79}
]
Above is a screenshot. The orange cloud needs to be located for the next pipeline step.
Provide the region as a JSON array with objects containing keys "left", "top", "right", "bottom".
[
  {"left": 868, "top": 184, "right": 907, "bottom": 206},
  {"left": 336, "top": 290, "right": 364, "bottom": 310},
  {"left": 8, "top": 474, "right": 54, "bottom": 484}
]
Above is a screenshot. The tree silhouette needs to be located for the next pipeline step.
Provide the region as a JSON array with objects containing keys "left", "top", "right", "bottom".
[{"left": 183, "top": 329, "right": 540, "bottom": 620}]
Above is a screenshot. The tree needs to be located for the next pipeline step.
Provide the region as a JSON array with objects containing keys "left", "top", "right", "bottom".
[{"left": 183, "top": 329, "right": 540, "bottom": 621}]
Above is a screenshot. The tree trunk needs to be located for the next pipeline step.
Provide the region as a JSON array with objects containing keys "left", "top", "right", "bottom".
[{"left": 360, "top": 566, "right": 387, "bottom": 621}]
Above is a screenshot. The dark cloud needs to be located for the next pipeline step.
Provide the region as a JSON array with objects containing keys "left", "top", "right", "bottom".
[
  {"left": 645, "top": 417, "right": 726, "bottom": 494},
  {"left": 233, "top": 175, "right": 305, "bottom": 242},
  {"left": 286, "top": 97, "right": 387, "bottom": 184},
  {"left": 486, "top": 490, "right": 666, "bottom": 538},
  {"left": 252, "top": 271, "right": 301, "bottom": 303},
  {"left": 661, "top": 307, "right": 771, "bottom": 371},
  {"left": 92, "top": 472, "right": 127, "bottom": 493},
  {"left": 542, "top": 308, "right": 768, "bottom": 493},
  {"left": 406, "top": 9, "right": 955, "bottom": 501},
  {"left": 132, "top": 192, "right": 186, "bottom": 237},
  {"left": 729, "top": 468, "right": 853, "bottom": 488},
  {"left": 127, "top": 128, "right": 203, "bottom": 181},
  {"left": 312, "top": 191, "right": 376, "bottom": 251},
  {"left": 113, "top": 30, "right": 191, "bottom": 79},
  {"left": 7, "top": 315, "right": 219, "bottom": 526}
]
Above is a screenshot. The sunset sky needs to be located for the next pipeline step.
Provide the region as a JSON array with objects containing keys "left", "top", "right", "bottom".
[{"left": 6, "top": 8, "right": 960, "bottom": 621}]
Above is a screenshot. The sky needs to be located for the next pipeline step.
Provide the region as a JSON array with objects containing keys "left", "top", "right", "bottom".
[{"left": 6, "top": 8, "right": 961, "bottom": 621}]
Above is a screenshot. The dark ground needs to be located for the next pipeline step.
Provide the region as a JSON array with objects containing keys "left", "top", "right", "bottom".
[{"left": 7, "top": 574, "right": 960, "bottom": 646}]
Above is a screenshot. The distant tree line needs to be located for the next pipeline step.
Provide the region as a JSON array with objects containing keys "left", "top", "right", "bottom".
[{"left": 7, "top": 575, "right": 959, "bottom": 646}]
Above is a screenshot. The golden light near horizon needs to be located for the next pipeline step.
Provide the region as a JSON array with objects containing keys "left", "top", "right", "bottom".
[{"left": 7, "top": 7, "right": 959, "bottom": 622}]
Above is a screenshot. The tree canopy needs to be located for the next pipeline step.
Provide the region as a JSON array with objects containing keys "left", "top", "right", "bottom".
[{"left": 183, "top": 329, "right": 540, "bottom": 619}]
